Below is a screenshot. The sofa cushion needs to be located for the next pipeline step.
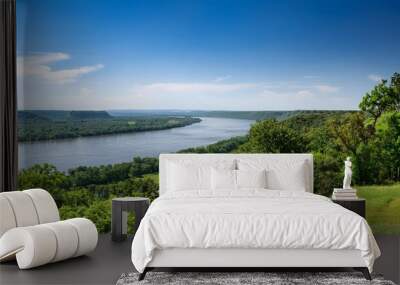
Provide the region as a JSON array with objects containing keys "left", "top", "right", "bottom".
[
  {"left": 0, "top": 191, "right": 39, "bottom": 227},
  {"left": 0, "top": 196, "right": 17, "bottom": 238},
  {"left": 42, "top": 221, "right": 79, "bottom": 262},
  {"left": 0, "top": 218, "right": 97, "bottom": 269},
  {"left": 24, "top": 189, "right": 60, "bottom": 224}
]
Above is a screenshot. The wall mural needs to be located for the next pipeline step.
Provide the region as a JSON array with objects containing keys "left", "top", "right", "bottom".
[{"left": 17, "top": 0, "right": 400, "bottom": 233}]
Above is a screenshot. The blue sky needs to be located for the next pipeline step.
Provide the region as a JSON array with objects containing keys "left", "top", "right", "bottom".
[{"left": 17, "top": 0, "right": 400, "bottom": 110}]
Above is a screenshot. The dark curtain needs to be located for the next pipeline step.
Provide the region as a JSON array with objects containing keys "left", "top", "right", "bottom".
[{"left": 0, "top": 0, "right": 17, "bottom": 192}]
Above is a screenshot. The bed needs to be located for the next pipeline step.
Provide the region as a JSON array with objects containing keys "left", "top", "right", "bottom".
[{"left": 131, "top": 154, "right": 380, "bottom": 280}]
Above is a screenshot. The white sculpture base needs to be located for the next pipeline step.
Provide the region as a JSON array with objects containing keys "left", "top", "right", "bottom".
[
  {"left": 334, "top": 188, "right": 355, "bottom": 191},
  {"left": 332, "top": 188, "right": 358, "bottom": 200}
]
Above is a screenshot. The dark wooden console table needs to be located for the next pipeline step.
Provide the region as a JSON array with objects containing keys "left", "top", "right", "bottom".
[
  {"left": 112, "top": 197, "right": 150, "bottom": 241},
  {"left": 332, "top": 198, "right": 366, "bottom": 218}
]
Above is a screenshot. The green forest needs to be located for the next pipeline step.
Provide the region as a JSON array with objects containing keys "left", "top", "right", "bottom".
[
  {"left": 18, "top": 111, "right": 201, "bottom": 141},
  {"left": 18, "top": 73, "right": 400, "bottom": 234}
]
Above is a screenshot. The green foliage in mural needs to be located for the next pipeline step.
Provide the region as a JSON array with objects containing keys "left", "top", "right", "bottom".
[
  {"left": 237, "top": 119, "right": 307, "bottom": 153},
  {"left": 17, "top": 72, "right": 400, "bottom": 234},
  {"left": 18, "top": 115, "right": 201, "bottom": 142},
  {"left": 18, "top": 157, "right": 159, "bottom": 233},
  {"left": 179, "top": 136, "right": 248, "bottom": 153},
  {"left": 359, "top": 72, "right": 400, "bottom": 127}
]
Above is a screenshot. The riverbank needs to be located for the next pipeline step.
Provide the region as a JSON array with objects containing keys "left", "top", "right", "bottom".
[{"left": 18, "top": 116, "right": 201, "bottom": 142}]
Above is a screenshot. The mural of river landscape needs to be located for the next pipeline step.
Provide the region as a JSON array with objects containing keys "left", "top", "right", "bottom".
[{"left": 17, "top": 0, "right": 399, "bottom": 234}]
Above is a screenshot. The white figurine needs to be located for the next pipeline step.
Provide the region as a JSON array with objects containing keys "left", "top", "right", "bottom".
[{"left": 343, "top": 157, "right": 352, "bottom": 189}]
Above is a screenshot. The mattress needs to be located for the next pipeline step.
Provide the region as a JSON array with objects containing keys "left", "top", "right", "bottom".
[{"left": 131, "top": 190, "right": 380, "bottom": 273}]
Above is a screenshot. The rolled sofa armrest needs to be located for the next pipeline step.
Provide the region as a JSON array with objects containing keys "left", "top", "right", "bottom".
[{"left": 0, "top": 218, "right": 98, "bottom": 269}]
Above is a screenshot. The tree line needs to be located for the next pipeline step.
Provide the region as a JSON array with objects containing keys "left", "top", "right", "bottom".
[{"left": 18, "top": 116, "right": 201, "bottom": 142}]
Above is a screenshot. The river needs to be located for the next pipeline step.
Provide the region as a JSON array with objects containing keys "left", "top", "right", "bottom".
[{"left": 18, "top": 117, "right": 253, "bottom": 172}]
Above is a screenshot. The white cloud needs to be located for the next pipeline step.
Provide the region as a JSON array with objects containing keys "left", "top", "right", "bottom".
[
  {"left": 44, "top": 64, "right": 104, "bottom": 84},
  {"left": 134, "top": 82, "right": 257, "bottom": 95},
  {"left": 368, "top": 74, "right": 382, "bottom": 82},
  {"left": 259, "top": 89, "right": 280, "bottom": 97},
  {"left": 124, "top": 80, "right": 345, "bottom": 110},
  {"left": 214, "top": 75, "right": 232, "bottom": 82},
  {"left": 80, "top": 87, "right": 94, "bottom": 97},
  {"left": 314, "top": 84, "right": 339, "bottom": 93},
  {"left": 23, "top": 52, "right": 70, "bottom": 66},
  {"left": 297, "top": 90, "right": 314, "bottom": 98},
  {"left": 18, "top": 52, "right": 104, "bottom": 84}
]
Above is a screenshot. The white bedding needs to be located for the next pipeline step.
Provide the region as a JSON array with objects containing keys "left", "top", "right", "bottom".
[{"left": 131, "top": 190, "right": 380, "bottom": 273}]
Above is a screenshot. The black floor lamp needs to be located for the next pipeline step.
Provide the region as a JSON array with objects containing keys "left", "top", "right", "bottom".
[{"left": 0, "top": 0, "right": 17, "bottom": 192}]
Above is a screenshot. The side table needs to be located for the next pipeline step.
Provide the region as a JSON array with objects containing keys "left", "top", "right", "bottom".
[
  {"left": 332, "top": 198, "right": 366, "bottom": 218},
  {"left": 112, "top": 197, "right": 150, "bottom": 241}
]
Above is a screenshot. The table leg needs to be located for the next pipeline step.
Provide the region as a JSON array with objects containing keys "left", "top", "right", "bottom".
[
  {"left": 133, "top": 201, "right": 149, "bottom": 234},
  {"left": 112, "top": 202, "right": 124, "bottom": 241},
  {"left": 122, "top": 210, "right": 127, "bottom": 236}
]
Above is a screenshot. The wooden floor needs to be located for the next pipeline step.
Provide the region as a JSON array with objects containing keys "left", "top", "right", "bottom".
[{"left": 0, "top": 234, "right": 399, "bottom": 285}]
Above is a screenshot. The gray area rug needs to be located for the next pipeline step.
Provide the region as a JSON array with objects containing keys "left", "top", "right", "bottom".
[{"left": 116, "top": 272, "right": 396, "bottom": 285}]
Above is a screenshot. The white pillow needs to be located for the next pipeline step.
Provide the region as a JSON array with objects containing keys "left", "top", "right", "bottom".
[
  {"left": 211, "top": 168, "right": 236, "bottom": 191},
  {"left": 236, "top": 169, "right": 267, "bottom": 189},
  {"left": 238, "top": 159, "right": 307, "bottom": 191},
  {"left": 166, "top": 159, "right": 236, "bottom": 192},
  {"left": 167, "top": 162, "right": 210, "bottom": 191}
]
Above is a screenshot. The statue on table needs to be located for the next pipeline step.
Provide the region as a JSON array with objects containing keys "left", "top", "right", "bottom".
[{"left": 343, "top": 157, "right": 352, "bottom": 189}]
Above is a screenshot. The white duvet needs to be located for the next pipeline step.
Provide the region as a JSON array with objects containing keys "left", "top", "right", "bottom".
[{"left": 131, "top": 190, "right": 380, "bottom": 273}]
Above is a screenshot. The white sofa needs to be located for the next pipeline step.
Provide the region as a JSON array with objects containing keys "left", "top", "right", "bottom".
[{"left": 0, "top": 188, "right": 98, "bottom": 269}]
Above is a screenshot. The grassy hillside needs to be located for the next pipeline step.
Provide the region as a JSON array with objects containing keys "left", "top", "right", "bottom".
[
  {"left": 283, "top": 110, "right": 353, "bottom": 130},
  {"left": 357, "top": 184, "right": 400, "bottom": 234}
]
